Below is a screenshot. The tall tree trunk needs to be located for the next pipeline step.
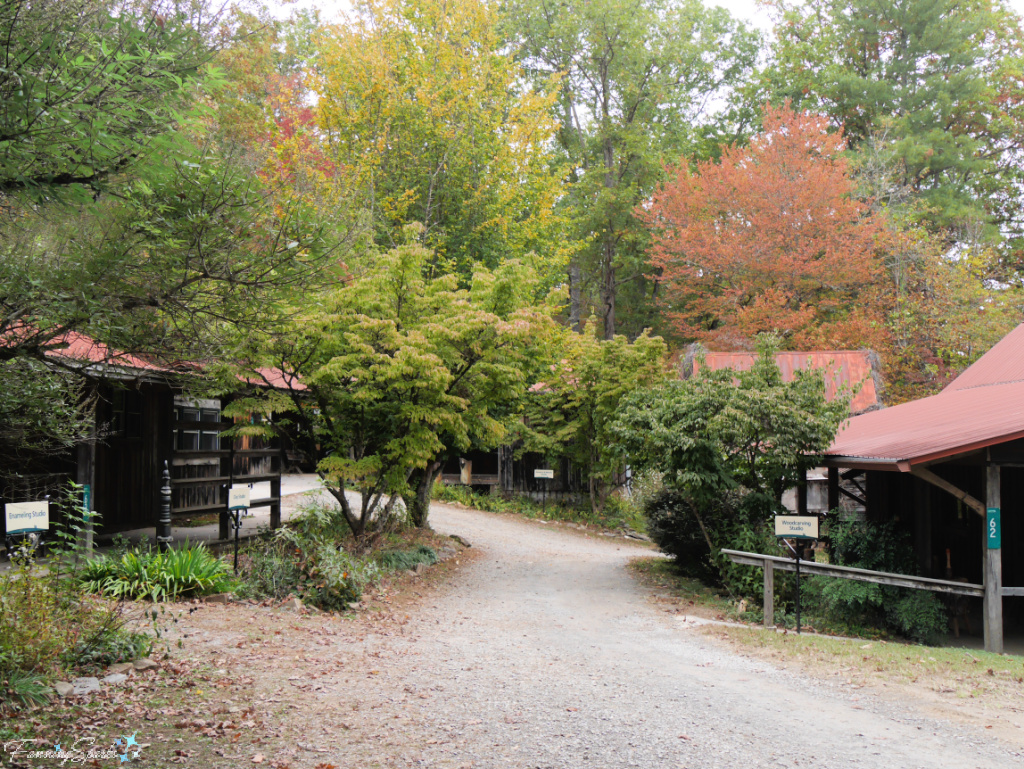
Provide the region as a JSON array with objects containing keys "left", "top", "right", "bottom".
[
  {"left": 568, "top": 260, "right": 582, "bottom": 333},
  {"left": 601, "top": 235, "right": 616, "bottom": 340},
  {"left": 601, "top": 122, "right": 617, "bottom": 340},
  {"left": 324, "top": 482, "right": 364, "bottom": 538}
]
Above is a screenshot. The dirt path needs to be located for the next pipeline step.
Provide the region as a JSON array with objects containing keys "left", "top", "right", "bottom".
[{"left": 162, "top": 503, "right": 1024, "bottom": 769}]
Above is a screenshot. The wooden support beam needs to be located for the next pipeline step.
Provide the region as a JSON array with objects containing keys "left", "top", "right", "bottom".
[
  {"left": 909, "top": 466, "right": 985, "bottom": 517},
  {"left": 984, "top": 464, "right": 1003, "bottom": 654},
  {"left": 76, "top": 390, "right": 98, "bottom": 552},
  {"left": 838, "top": 485, "right": 866, "bottom": 506},
  {"left": 828, "top": 467, "right": 839, "bottom": 512},
  {"left": 797, "top": 479, "right": 807, "bottom": 515}
]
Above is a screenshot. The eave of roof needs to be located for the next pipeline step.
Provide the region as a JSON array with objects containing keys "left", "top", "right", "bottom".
[
  {"left": 34, "top": 332, "right": 304, "bottom": 392},
  {"left": 825, "top": 326, "right": 1024, "bottom": 470}
]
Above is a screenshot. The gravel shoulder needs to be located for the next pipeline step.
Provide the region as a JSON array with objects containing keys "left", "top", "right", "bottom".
[{"left": 154, "top": 501, "right": 1024, "bottom": 769}]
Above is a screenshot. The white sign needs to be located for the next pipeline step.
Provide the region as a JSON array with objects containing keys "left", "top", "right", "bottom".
[
  {"left": 775, "top": 515, "right": 819, "bottom": 540},
  {"left": 228, "top": 486, "right": 251, "bottom": 511},
  {"left": 534, "top": 469, "right": 554, "bottom": 479},
  {"left": 5, "top": 500, "right": 49, "bottom": 533}
]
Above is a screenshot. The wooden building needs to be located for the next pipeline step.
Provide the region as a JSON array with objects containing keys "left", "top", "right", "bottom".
[
  {"left": 821, "top": 324, "right": 1024, "bottom": 652},
  {"left": 1, "top": 334, "right": 294, "bottom": 543}
]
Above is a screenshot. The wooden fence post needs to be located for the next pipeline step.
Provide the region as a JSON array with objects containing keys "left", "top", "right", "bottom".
[{"left": 763, "top": 559, "right": 774, "bottom": 629}]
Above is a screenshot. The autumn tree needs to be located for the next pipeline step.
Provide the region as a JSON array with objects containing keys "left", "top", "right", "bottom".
[
  {"left": 502, "top": 0, "right": 760, "bottom": 339},
  {"left": 645, "top": 103, "right": 886, "bottom": 351},
  {"left": 313, "top": 0, "right": 567, "bottom": 282}
]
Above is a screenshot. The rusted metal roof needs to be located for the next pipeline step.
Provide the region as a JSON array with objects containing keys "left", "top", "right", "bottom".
[
  {"left": 247, "top": 367, "right": 307, "bottom": 392},
  {"left": 826, "top": 323, "right": 1024, "bottom": 469},
  {"left": 690, "top": 350, "right": 881, "bottom": 414},
  {"left": 45, "top": 333, "right": 305, "bottom": 391}
]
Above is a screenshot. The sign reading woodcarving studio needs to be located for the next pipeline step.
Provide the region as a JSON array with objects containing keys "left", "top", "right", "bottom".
[{"left": 774, "top": 515, "right": 819, "bottom": 540}]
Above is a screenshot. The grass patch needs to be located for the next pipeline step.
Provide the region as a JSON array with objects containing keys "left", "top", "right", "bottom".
[
  {"left": 703, "top": 624, "right": 1024, "bottom": 699},
  {"left": 376, "top": 545, "right": 438, "bottom": 571}
]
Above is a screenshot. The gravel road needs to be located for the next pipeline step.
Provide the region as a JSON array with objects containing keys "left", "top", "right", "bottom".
[{"left": 346, "top": 502, "right": 1023, "bottom": 769}]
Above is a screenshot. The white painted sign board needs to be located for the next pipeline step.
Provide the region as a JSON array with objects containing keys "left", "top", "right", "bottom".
[
  {"left": 534, "top": 469, "right": 554, "bottom": 479},
  {"left": 5, "top": 500, "right": 49, "bottom": 533},
  {"left": 228, "top": 486, "right": 251, "bottom": 511},
  {"left": 775, "top": 515, "right": 819, "bottom": 540}
]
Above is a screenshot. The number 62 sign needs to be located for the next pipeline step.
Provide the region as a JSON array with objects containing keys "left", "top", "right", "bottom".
[{"left": 987, "top": 507, "right": 1001, "bottom": 549}]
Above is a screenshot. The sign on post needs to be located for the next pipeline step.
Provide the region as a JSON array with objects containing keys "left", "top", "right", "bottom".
[
  {"left": 775, "top": 515, "right": 819, "bottom": 540},
  {"left": 533, "top": 469, "right": 554, "bottom": 479},
  {"left": 5, "top": 501, "right": 49, "bottom": 533},
  {"left": 228, "top": 486, "right": 251, "bottom": 511},
  {"left": 987, "top": 507, "right": 1001, "bottom": 549}
]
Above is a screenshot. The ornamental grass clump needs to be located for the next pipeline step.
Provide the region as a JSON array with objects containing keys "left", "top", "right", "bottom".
[
  {"left": 79, "top": 543, "right": 233, "bottom": 601},
  {"left": 376, "top": 545, "right": 438, "bottom": 572}
]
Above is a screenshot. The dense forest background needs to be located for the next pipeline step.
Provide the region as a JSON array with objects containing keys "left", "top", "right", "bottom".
[{"left": 4, "top": 0, "right": 1024, "bottom": 518}]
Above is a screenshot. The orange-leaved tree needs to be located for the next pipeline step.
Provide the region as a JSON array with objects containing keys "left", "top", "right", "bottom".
[{"left": 644, "top": 103, "right": 888, "bottom": 351}]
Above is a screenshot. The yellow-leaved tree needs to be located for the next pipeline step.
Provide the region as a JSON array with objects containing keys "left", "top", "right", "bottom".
[{"left": 314, "top": 0, "right": 572, "bottom": 283}]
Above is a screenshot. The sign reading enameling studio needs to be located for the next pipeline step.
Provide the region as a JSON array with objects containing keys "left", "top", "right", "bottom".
[{"left": 4, "top": 500, "right": 49, "bottom": 533}]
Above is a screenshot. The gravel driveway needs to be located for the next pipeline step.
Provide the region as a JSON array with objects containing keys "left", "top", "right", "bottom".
[
  {"left": 351, "top": 502, "right": 1022, "bottom": 769},
  {"left": 162, "top": 500, "right": 1023, "bottom": 769}
]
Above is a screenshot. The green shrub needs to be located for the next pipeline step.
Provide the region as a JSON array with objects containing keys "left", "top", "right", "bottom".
[
  {"left": 643, "top": 488, "right": 769, "bottom": 585},
  {"left": 65, "top": 626, "right": 152, "bottom": 671},
  {"left": 812, "top": 518, "right": 948, "bottom": 643},
  {"left": 237, "top": 502, "right": 383, "bottom": 610},
  {"left": 377, "top": 545, "right": 438, "bottom": 571},
  {"left": 79, "top": 544, "right": 233, "bottom": 601},
  {"left": 303, "top": 543, "right": 381, "bottom": 610}
]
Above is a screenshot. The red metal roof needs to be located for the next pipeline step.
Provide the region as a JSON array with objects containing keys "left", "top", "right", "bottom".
[
  {"left": 692, "top": 350, "right": 881, "bottom": 413},
  {"left": 826, "top": 323, "right": 1024, "bottom": 468},
  {"left": 47, "top": 332, "right": 186, "bottom": 375},
  {"left": 247, "top": 367, "right": 307, "bottom": 392}
]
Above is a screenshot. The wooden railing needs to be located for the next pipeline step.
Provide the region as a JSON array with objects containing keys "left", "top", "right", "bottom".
[
  {"left": 171, "top": 419, "right": 282, "bottom": 538},
  {"left": 721, "top": 548, "right": 985, "bottom": 629}
]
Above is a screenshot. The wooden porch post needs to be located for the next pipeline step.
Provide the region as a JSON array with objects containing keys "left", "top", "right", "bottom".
[
  {"left": 984, "top": 463, "right": 1004, "bottom": 654},
  {"left": 827, "top": 466, "right": 839, "bottom": 512}
]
